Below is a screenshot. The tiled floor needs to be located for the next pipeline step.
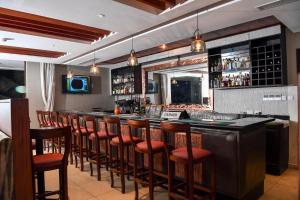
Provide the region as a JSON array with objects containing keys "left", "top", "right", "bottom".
[{"left": 44, "top": 162, "right": 298, "bottom": 200}]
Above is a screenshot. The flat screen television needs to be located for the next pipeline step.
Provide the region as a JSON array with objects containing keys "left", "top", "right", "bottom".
[
  {"left": 0, "top": 69, "right": 25, "bottom": 99},
  {"left": 62, "top": 75, "right": 91, "bottom": 94}
]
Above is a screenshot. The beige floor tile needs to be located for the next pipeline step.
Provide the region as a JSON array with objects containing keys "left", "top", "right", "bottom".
[{"left": 43, "top": 163, "right": 298, "bottom": 200}]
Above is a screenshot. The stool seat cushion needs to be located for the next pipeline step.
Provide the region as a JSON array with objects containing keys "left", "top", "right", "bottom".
[
  {"left": 75, "top": 127, "right": 94, "bottom": 134},
  {"left": 136, "top": 140, "right": 165, "bottom": 153},
  {"left": 89, "top": 130, "right": 115, "bottom": 140},
  {"left": 111, "top": 135, "right": 140, "bottom": 145},
  {"left": 33, "top": 153, "right": 64, "bottom": 170},
  {"left": 171, "top": 147, "right": 212, "bottom": 162}
]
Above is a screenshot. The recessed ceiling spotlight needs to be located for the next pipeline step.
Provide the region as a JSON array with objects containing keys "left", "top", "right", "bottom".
[
  {"left": 161, "top": 44, "right": 167, "bottom": 49},
  {"left": 2, "top": 38, "right": 14, "bottom": 42},
  {"left": 98, "top": 13, "right": 106, "bottom": 18}
]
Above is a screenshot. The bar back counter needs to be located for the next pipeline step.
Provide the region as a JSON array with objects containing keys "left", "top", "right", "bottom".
[{"left": 64, "top": 110, "right": 274, "bottom": 200}]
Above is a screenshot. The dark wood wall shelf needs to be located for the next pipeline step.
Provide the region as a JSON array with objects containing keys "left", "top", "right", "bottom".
[
  {"left": 208, "top": 26, "right": 287, "bottom": 89},
  {"left": 111, "top": 65, "right": 142, "bottom": 95}
]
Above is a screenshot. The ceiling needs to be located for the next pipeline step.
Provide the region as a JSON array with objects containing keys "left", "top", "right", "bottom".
[{"left": 0, "top": 0, "right": 299, "bottom": 67}]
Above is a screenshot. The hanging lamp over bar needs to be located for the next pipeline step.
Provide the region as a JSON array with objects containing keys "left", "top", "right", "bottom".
[
  {"left": 128, "top": 37, "right": 138, "bottom": 66},
  {"left": 191, "top": 11, "right": 206, "bottom": 53},
  {"left": 90, "top": 51, "right": 100, "bottom": 74}
]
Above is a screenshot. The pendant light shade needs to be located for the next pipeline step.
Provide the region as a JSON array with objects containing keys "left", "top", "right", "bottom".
[
  {"left": 90, "top": 51, "right": 100, "bottom": 74},
  {"left": 191, "top": 12, "right": 206, "bottom": 53},
  {"left": 67, "top": 70, "right": 73, "bottom": 78},
  {"left": 128, "top": 37, "right": 138, "bottom": 66}
]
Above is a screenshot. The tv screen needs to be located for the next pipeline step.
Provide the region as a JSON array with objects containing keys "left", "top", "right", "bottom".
[
  {"left": 62, "top": 75, "right": 91, "bottom": 94},
  {"left": 0, "top": 69, "right": 25, "bottom": 99}
]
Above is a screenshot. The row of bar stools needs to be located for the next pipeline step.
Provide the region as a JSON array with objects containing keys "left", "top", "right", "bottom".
[
  {"left": 70, "top": 114, "right": 93, "bottom": 171},
  {"left": 127, "top": 119, "right": 168, "bottom": 200},
  {"left": 160, "top": 121, "right": 216, "bottom": 200},
  {"left": 106, "top": 116, "right": 140, "bottom": 193},
  {"left": 86, "top": 116, "right": 114, "bottom": 180}
]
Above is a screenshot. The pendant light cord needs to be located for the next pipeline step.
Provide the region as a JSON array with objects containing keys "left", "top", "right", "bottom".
[
  {"left": 131, "top": 37, "right": 134, "bottom": 50},
  {"left": 196, "top": 11, "right": 199, "bottom": 30}
]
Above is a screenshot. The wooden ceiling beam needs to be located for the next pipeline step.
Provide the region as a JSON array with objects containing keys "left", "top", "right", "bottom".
[
  {"left": 0, "top": 45, "right": 66, "bottom": 58},
  {"left": 114, "top": 0, "right": 167, "bottom": 14},
  {"left": 0, "top": 7, "right": 111, "bottom": 43}
]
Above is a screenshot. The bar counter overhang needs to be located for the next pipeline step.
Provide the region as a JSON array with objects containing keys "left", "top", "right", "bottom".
[{"left": 62, "top": 110, "right": 273, "bottom": 200}]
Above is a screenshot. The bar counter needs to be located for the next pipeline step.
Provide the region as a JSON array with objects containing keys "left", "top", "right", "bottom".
[{"left": 63, "top": 111, "right": 274, "bottom": 200}]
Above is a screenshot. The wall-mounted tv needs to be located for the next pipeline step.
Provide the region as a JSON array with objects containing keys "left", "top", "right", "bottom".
[
  {"left": 62, "top": 75, "right": 91, "bottom": 94},
  {"left": 0, "top": 69, "right": 25, "bottom": 100}
]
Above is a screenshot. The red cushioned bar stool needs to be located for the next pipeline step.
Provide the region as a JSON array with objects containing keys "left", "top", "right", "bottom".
[
  {"left": 30, "top": 126, "right": 71, "bottom": 200},
  {"left": 70, "top": 114, "right": 93, "bottom": 171},
  {"left": 105, "top": 116, "right": 140, "bottom": 193},
  {"left": 85, "top": 116, "right": 114, "bottom": 180},
  {"left": 160, "top": 121, "right": 216, "bottom": 200},
  {"left": 127, "top": 119, "right": 168, "bottom": 200}
]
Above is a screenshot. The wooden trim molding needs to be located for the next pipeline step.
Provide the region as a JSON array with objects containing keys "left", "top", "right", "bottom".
[
  {"left": 0, "top": 7, "right": 111, "bottom": 43},
  {"left": 0, "top": 45, "right": 66, "bottom": 58},
  {"left": 113, "top": 0, "right": 189, "bottom": 14}
]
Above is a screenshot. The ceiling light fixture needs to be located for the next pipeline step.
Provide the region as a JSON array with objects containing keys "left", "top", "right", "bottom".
[
  {"left": 128, "top": 37, "right": 138, "bottom": 67},
  {"left": 98, "top": 13, "right": 106, "bottom": 18},
  {"left": 161, "top": 44, "right": 167, "bottom": 49},
  {"left": 91, "top": 31, "right": 118, "bottom": 45},
  {"left": 90, "top": 51, "right": 100, "bottom": 74},
  {"left": 191, "top": 11, "right": 206, "bottom": 53},
  {"left": 1, "top": 38, "right": 14, "bottom": 42},
  {"left": 67, "top": 70, "right": 73, "bottom": 78},
  {"left": 63, "top": 0, "right": 242, "bottom": 65}
]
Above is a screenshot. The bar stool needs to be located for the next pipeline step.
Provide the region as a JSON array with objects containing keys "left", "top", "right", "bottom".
[
  {"left": 30, "top": 127, "right": 71, "bottom": 200},
  {"left": 85, "top": 116, "right": 114, "bottom": 180},
  {"left": 127, "top": 119, "right": 168, "bottom": 200},
  {"left": 36, "top": 110, "right": 47, "bottom": 127},
  {"left": 160, "top": 121, "right": 216, "bottom": 200},
  {"left": 106, "top": 116, "right": 140, "bottom": 193},
  {"left": 57, "top": 113, "right": 72, "bottom": 161},
  {"left": 70, "top": 114, "right": 93, "bottom": 171}
]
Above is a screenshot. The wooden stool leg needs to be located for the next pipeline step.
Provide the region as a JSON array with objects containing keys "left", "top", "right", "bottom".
[
  {"left": 188, "top": 164, "right": 194, "bottom": 200},
  {"left": 85, "top": 135, "right": 89, "bottom": 161},
  {"left": 133, "top": 151, "right": 139, "bottom": 200},
  {"left": 74, "top": 135, "right": 78, "bottom": 168},
  {"left": 109, "top": 144, "right": 115, "bottom": 188},
  {"left": 168, "top": 160, "right": 175, "bottom": 200},
  {"left": 126, "top": 146, "right": 130, "bottom": 180},
  {"left": 211, "top": 157, "right": 216, "bottom": 200},
  {"left": 79, "top": 134, "right": 84, "bottom": 171},
  {"left": 120, "top": 145, "right": 126, "bottom": 194},
  {"left": 105, "top": 139, "right": 109, "bottom": 171},
  {"left": 148, "top": 154, "right": 154, "bottom": 200},
  {"left": 62, "top": 166, "right": 69, "bottom": 200},
  {"left": 96, "top": 139, "right": 101, "bottom": 181},
  {"left": 89, "top": 139, "right": 93, "bottom": 177},
  {"left": 70, "top": 134, "right": 74, "bottom": 165}
]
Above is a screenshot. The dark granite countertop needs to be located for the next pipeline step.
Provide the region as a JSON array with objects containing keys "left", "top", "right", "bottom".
[{"left": 62, "top": 111, "right": 274, "bottom": 131}]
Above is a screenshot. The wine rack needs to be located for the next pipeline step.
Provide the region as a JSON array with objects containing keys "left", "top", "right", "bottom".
[
  {"left": 208, "top": 32, "right": 287, "bottom": 89},
  {"left": 111, "top": 65, "right": 142, "bottom": 95}
]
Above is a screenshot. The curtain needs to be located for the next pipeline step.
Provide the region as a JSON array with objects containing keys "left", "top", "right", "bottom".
[
  {"left": 161, "top": 74, "right": 168, "bottom": 104},
  {"left": 40, "top": 63, "right": 55, "bottom": 111}
]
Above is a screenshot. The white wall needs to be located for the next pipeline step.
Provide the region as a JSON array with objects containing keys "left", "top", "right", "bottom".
[
  {"left": 25, "top": 62, "right": 115, "bottom": 128},
  {"left": 25, "top": 62, "right": 44, "bottom": 128}
]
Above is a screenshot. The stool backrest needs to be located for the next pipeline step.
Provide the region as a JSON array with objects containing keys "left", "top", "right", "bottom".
[
  {"left": 36, "top": 110, "right": 45, "bottom": 127},
  {"left": 58, "top": 113, "right": 70, "bottom": 128},
  {"left": 103, "top": 116, "right": 121, "bottom": 142},
  {"left": 127, "top": 119, "right": 153, "bottom": 154},
  {"left": 50, "top": 111, "right": 59, "bottom": 127},
  {"left": 160, "top": 121, "right": 192, "bottom": 161},
  {"left": 30, "top": 127, "right": 71, "bottom": 164},
  {"left": 42, "top": 111, "right": 51, "bottom": 126},
  {"left": 82, "top": 115, "right": 96, "bottom": 133},
  {"left": 69, "top": 114, "right": 81, "bottom": 133}
]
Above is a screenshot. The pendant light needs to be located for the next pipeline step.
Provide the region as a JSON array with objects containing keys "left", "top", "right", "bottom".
[
  {"left": 67, "top": 70, "right": 73, "bottom": 79},
  {"left": 90, "top": 51, "right": 100, "bottom": 74},
  {"left": 191, "top": 11, "right": 206, "bottom": 53},
  {"left": 128, "top": 37, "right": 138, "bottom": 67}
]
